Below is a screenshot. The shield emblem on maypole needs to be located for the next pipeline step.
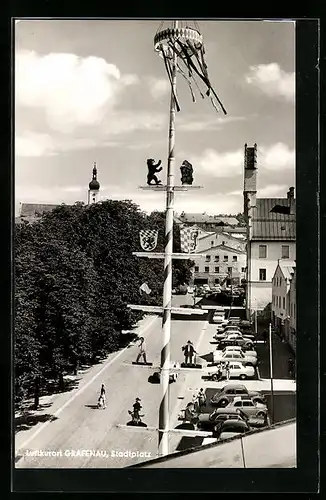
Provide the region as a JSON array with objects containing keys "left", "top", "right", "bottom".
[{"left": 139, "top": 230, "right": 158, "bottom": 251}]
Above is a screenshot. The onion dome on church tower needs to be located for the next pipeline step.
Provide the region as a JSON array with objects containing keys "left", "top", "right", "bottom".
[{"left": 89, "top": 162, "right": 100, "bottom": 191}]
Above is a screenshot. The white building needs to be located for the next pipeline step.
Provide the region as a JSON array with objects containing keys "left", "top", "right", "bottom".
[
  {"left": 193, "top": 243, "right": 246, "bottom": 287},
  {"left": 271, "top": 261, "right": 296, "bottom": 352},
  {"left": 243, "top": 143, "right": 296, "bottom": 315},
  {"left": 287, "top": 267, "right": 296, "bottom": 352},
  {"left": 272, "top": 260, "right": 296, "bottom": 324},
  {"left": 197, "top": 231, "right": 246, "bottom": 253}
]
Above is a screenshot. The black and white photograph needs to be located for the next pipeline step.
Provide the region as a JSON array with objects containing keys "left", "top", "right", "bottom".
[{"left": 14, "top": 18, "right": 299, "bottom": 470}]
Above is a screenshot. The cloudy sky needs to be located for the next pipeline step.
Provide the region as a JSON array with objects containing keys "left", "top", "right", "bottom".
[{"left": 15, "top": 19, "right": 295, "bottom": 216}]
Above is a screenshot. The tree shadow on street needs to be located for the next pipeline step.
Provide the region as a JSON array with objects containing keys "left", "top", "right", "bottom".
[
  {"left": 15, "top": 413, "right": 58, "bottom": 433},
  {"left": 85, "top": 404, "right": 101, "bottom": 410}
]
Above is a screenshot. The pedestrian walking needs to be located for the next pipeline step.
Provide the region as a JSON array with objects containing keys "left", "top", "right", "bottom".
[
  {"left": 98, "top": 383, "right": 106, "bottom": 408},
  {"left": 225, "top": 361, "right": 230, "bottom": 380},
  {"left": 197, "top": 388, "right": 206, "bottom": 408},
  {"left": 136, "top": 337, "right": 147, "bottom": 364},
  {"left": 182, "top": 340, "right": 197, "bottom": 365}
]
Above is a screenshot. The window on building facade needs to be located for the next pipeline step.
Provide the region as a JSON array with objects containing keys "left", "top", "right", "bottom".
[
  {"left": 205, "top": 267, "right": 209, "bottom": 273},
  {"left": 259, "top": 268, "right": 266, "bottom": 281},
  {"left": 241, "top": 267, "right": 246, "bottom": 272},
  {"left": 281, "top": 245, "right": 290, "bottom": 258},
  {"left": 259, "top": 245, "right": 267, "bottom": 258},
  {"left": 228, "top": 267, "right": 232, "bottom": 274},
  {"left": 214, "top": 278, "right": 219, "bottom": 284},
  {"left": 195, "top": 266, "right": 199, "bottom": 272},
  {"left": 215, "top": 267, "right": 219, "bottom": 273},
  {"left": 205, "top": 255, "right": 211, "bottom": 262},
  {"left": 233, "top": 256, "right": 237, "bottom": 262},
  {"left": 215, "top": 255, "right": 219, "bottom": 262},
  {"left": 224, "top": 255, "right": 228, "bottom": 262},
  {"left": 279, "top": 277, "right": 282, "bottom": 286}
]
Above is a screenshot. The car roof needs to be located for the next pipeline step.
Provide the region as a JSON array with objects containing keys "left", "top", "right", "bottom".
[
  {"left": 212, "top": 408, "right": 242, "bottom": 415},
  {"left": 222, "top": 383, "right": 246, "bottom": 390},
  {"left": 220, "top": 419, "right": 248, "bottom": 428},
  {"left": 233, "top": 396, "right": 252, "bottom": 401}
]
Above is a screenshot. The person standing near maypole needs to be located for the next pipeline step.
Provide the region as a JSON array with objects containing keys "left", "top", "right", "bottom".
[{"left": 136, "top": 337, "right": 147, "bottom": 364}]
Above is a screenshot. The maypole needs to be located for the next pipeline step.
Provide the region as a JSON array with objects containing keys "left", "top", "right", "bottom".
[
  {"left": 159, "top": 19, "right": 178, "bottom": 456},
  {"left": 121, "top": 20, "right": 227, "bottom": 462}
]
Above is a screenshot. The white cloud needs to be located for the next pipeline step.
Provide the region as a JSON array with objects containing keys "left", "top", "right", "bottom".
[
  {"left": 15, "top": 50, "right": 140, "bottom": 132},
  {"left": 258, "top": 143, "right": 295, "bottom": 170},
  {"left": 15, "top": 132, "right": 56, "bottom": 157},
  {"left": 15, "top": 131, "right": 122, "bottom": 157},
  {"left": 15, "top": 112, "right": 166, "bottom": 157},
  {"left": 178, "top": 115, "right": 247, "bottom": 132},
  {"left": 192, "top": 148, "right": 244, "bottom": 178},
  {"left": 245, "top": 63, "right": 295, "bottom": 102},
  {"left": 191, "top": 142, "right": 294, "bottom": 179},
  {"left": 146, "top": 76, "right": 170, "bottom": 100}
]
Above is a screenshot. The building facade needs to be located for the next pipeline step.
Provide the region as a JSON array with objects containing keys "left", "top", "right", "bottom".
[
  {"left": 243, "top": 143, "right": 296, "bottom": 316},
  {"left": 271, "top": 261, "right": 296, "bottom": 352},
  {"left": 197, "top": 230, "right": 246, "bottom": 254},
  {"left": 192, "top": 243, "right": 246, "bottom": 287},
  {"left": 287, "top": 267, "right": 296, "bottom": 352}
]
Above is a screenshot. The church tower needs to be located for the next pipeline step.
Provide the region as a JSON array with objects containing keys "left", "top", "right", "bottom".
[
  {"left": 88, "top": 162, "right": 100, "bottom": 205},
  {"left": 243, "top": 143, "right": 257, "bottom": 221}
]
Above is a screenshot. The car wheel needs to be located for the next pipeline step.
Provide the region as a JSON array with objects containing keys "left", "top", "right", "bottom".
[
  {"left": 257, "top": 411, "right": 266, "bottom": 418},
  {"left": 212, "top": 374, "right": 218, "bottom": 381},
  {"left": 218, "top": 398, "right": 229, "bottom": 407},
  {"left": 239, "top": 374, "right": 247, "bottom": 380}
]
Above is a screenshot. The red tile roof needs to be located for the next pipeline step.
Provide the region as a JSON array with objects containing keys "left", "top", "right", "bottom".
[{"left": 251, "top": 198, "right": 296, "bottom": 241}]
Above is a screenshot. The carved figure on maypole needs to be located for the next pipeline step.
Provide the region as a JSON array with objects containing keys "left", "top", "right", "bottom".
[
  {"left": 147, "top": 158, "right": 163, "bottom": 185},
  {"left": 180, "top": 160, "right": 194, "bottom": 185}
]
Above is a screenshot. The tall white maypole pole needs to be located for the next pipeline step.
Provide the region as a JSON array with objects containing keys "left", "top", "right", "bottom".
[{"left": 159, "top": 19, "right": 178, "bottom": 457}]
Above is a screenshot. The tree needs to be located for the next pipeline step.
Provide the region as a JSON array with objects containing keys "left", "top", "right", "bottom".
[{"left": 14, "top": 200, "right": 194, "bottom": 407}]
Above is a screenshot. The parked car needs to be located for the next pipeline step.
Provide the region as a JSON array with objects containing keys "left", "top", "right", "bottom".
[
  {"left": 211, "top": 313, "right": 225, "bottom": 324},
  {"left": 210, "top": 383, "right": 266, "bottom": 407},
  {"left": 227, "top": 396, "right": 268, "bottom": 419},
  {"left": 217, "top": 332, "right": 255, "bottom": 345},
  {"left": 213, "top": 351, "right": 257, "bottom": 367},
  {"left": 214, "top": 329, "right": 255, "bottom": 342},
  {"left": 207, "top": 361, "right": 255, "bottom": 380},
  {"left": 218, "top": 339, "right": 255, "bottom": 351},
  {"left": 216, "top": 419, "right": 251, "bottom": 441},
  {"left": 214, "top": 328, "right": 241, "bottom": 340},
  {"left": 222, "top": 345, "right": 257, "bottom": 357},
  {"left": 196, "top": 407, "right": 249, "bottom": 431}
]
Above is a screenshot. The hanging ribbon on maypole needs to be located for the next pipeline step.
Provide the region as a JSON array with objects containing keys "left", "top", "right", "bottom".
[{"left": 154, "top": 24, "right": 227, "bottom": 115}]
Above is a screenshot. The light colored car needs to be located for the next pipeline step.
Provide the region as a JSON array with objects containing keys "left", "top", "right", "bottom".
[
  {"left": 210, "top": 383, "right": 266, "bottom": 407},
  {"left": 221, "top": 345, "right": 257, "bottom": 358},
  {"left": 208, "top": 361, "right": 255, "bottom": 380},
  {"left": 212, "top": 350, "right": 257, "bottom": 366},
  {"left": 214, "top": 328, "right": 241, "bottom": 340},
  {"left": 212, "top": 314, "right": 225, "bottom": 324},
  {"left": 227, "top": 396, "right": 268, "bottom": 419}
]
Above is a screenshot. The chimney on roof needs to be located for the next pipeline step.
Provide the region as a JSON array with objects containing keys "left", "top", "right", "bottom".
[
  {"left": 243, "top": 143, "right": 257, "bottom": 219},
  {"left": 287, "top": 186, "right": 295, "bottom": 215}
]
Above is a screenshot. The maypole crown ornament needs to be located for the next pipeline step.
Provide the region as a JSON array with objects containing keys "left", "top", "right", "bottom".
[{"left": 154, "top": 21, "right": 227, "bottom": 114}]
